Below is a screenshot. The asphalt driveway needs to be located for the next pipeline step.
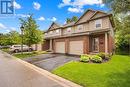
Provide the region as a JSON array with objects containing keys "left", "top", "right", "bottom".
[
  {"left": 0, "top": 51, "right": 76, "bottom": 87},
  {"left": 23, "top": 54, "right": 79, "bottom": 71}
]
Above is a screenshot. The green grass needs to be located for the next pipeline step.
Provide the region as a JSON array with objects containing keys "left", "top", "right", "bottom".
[
  {"left": 1, "top": 48, "right": 10, "bottom": 53},
  {"left": 53, "top": 55, "right": 130, "bottom": 87},
  {"left": 13, "top": 51, "right": 47, "bottom": 59},
  {"left": 13, "top": 53, "right": 37, "bottom": 59}
]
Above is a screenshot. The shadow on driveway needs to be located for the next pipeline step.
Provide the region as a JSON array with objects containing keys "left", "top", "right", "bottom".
[{"left": 23, "top": 54, "right": 79, "bottom": 71}]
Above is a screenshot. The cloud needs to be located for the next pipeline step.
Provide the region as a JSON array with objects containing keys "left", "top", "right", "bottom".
[
  {"left": 33, "top": 2, "right": 41, "bottom": 10},
  {"left": 100, "top": 4, "right": 105, "bottom": 7},
  {"left": 10, "top": 27, "right": 16, "bottom": 31},
  {"left": 0, "top": 23, "right": 17, "bottom": 33},
  {"left": 68, "top": 7, "right": 84, "bottom": 13},
  {"left": 37, "top": 17, "right": 45, "bottom": 21},
  {"left": 13, "top": 1, "right": 21, "bottom": 9},
  {"left": 48, "top": 17, "right": 57, "bottom": 22},
  {"left": 58, "top": 0, "right": 104, "bottom": 13},
  {"left": 0, "top": 23, "right": 7, "bottom": 29},
  {"left": 16, "top": 14, "right": 30, "bottom": 17}
]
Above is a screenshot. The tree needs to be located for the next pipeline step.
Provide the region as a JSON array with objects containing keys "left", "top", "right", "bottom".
[
  {"left": 103, "top": 0, "right": 130, "bottom": 54},
  {"left": 0, "top": 31, "right": 21, "bottom": 46},
  {"left": 7, "top": 31, "right": 21, "bottom": 45},
  {"left": 102, "top": 0, "right": 130, "bottom": 14},
  {"left": 19, "top": 14, "right": 43, "bottom": 46},
  {"left": 72, "top": 16, "right": 78, "bottom": 22},
  {"left": 66, "top": 18, "right": 72, "bottom": 23},
  {"left": 66, "top": 16, "right": 78, "bottom": 23}
]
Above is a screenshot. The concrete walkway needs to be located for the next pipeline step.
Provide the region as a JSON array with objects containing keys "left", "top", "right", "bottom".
[{"left": 0, "top": 51, "right": 81, "bottom": 87}]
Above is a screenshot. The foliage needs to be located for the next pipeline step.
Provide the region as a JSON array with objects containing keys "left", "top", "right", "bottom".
[
  {"left": 96, "top": 52, "right": 106, "bottom": 59},
  {"left": 19, "top": 14, "right": 43, "bottom": 46},
  {"left": 0, "top": 31, "right": 21, "bottom": 46},
  {"left": 80, "top": 54, "right": 90, "bottom": 62},
  {"left": 114, "top": 15, "right": 130, "bottom": 54},
  {"left": 103, "top": 0, "right": 130, "bottom": 54},
  {"left": 102, "top": 0, "right": 130, "bottom": 14},
  {"left": 53, "top": 55, "right": 130, "bottom": 87},
  {"left": 66, "top": 18, "right": 72, "bottom": 23},
  {"left": 66, "top": 16, "right": 78, "bottom": 23},
  {"left": 90, "top": 55, "right": 102, "bottom": 63}
]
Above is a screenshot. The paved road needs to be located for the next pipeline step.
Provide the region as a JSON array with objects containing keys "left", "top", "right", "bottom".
[
  {"left": 0, "top": 51, "right": 64, "bottom": 87},
  {"left": 24, "top": 54, "right": 79, "bottom": 71}
]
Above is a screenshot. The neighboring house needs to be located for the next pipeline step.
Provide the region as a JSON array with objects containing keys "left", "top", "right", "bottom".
[{"left": 43, "top": 9, "right": 115, "bottom": 55}]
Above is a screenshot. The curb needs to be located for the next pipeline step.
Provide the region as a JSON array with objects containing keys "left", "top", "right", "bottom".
[{"left": 1, "top": 51, "right": 82, "bottom": 87}]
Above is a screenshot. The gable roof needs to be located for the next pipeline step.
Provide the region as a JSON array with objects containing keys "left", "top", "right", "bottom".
[
  {"left": 46, "top": 9, "right": 113, "bottom": 32},
  {"left": 89, "top": 11, "right": 108, "bottom": 20},
  {"left": 75, "top": 9, "right": 96, "bottom": 24},
  {"left": 48, "top": 22, "right": 61, "bottom": 31}
]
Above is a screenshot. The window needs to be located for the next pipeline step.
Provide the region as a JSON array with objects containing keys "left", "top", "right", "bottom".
[
  {"left": 45, "top": 33, "right": 47, "bottom": 35},
  {"left": 95, "top": 19, "right": 102, "bottom": 28},
  {"left": 49, "top": 31, "right": 53, "bottom": 34},
  {"left": 56, "top": 29, "right": 60, "bottom": 33},
  {"left": 77, "top": 25, "right": 83, "bottom": 30},
  {"left": 67, "top": 27, "right": 71, "bottom": 32}
]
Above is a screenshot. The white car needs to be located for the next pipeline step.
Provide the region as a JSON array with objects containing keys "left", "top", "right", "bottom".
[{"left": 10, "top": 45, "right": 33, "bottom": 53}]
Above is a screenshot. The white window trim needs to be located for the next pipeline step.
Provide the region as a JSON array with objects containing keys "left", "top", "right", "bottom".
[
  {"left": 95, "top": 19, "right": 102, "bottom": 29},
  {"left": 77, "top": 25, "right": 83, "bottom": 30},
  {"left": 49, "top": 31, "right": 53, "bottom": 34},
  {"left": 45, "top": 33, "right": 47, "bottom": 35},
  {"left": 56, "top": 29, "right": 60, "bottom": 33},
  {"left": 67, "top": 27, "right": 71, "bottom": 32}
]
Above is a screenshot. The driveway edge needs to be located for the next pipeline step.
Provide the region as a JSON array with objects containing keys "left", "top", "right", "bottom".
[{"left": 1, "top": 51, "right": 82, "bottom": 87}]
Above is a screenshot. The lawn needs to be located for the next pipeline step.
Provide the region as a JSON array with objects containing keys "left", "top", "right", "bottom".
[
  {"left": 13, "top": 51, "right": 47, "bottom": 59},
  {"left": 13, "top": 53, "right": 37, "bottom": 59},
  {"left": 53, "top": 55, "right": 130, "bottom": 87}
]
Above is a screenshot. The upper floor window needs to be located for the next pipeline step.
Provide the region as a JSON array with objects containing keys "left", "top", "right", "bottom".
[
  {"left": 45, "top": 33, "right": 47, "bottom": 35},
  {"left": 67, "top": 27, "right": 71, "bottom": 32},
  {"left": 56, "top": 29, "right": 60, "bottom": 33},
  {"left": 77, "top": 25, "right": 83, "bottom": 30},
  {"left": 49, "top": 31, "right": 53, "bottom": 34},
  {"left": 95, "top": 19, "right": 102, "bottom": 29}
]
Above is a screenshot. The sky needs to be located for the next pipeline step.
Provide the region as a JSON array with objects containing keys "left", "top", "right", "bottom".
[{"left": 0, "top": 0, "right": 109, "bottom": 33}]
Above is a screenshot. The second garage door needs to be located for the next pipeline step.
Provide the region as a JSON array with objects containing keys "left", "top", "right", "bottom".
[
  {"left": 55, "top": 42, "right": 65, "bottom": 53},
  {"left": 69, "top": 41, "right": 83, "bottom": 55}
]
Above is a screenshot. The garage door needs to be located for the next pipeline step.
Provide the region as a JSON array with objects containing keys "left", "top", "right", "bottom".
[
  {"left": 55, "top": 42, "right": 65, "bottom": 53},
  {"left": 69, "top": 41, "right": 83, "bottom": 55}
]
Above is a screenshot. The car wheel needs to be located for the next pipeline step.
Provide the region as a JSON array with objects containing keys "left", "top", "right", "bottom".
[
  {"left": 14, "top": 49, "right": 19, "bottom": 53},
  {"left": 28, "top": 48, "right": 33, "bottom": 52}
]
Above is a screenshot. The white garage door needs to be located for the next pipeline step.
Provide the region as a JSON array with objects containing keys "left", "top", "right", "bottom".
[
  {"left": 55, "top": 42, "right": 65, "bottom": 53},
  {"left": 69, "top": 41, "right": 83, "bottom": 55}
]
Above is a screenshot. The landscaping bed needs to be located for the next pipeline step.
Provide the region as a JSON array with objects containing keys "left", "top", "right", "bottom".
[{"left": 53, "top": 55, "right": 130, "bottom": 87}]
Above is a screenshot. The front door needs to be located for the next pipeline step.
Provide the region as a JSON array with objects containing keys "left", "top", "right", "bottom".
[{"left": 92, "top": 37, "right": 99, "bottom": 52}]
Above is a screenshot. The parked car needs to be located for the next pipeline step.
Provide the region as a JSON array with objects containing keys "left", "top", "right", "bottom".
[{"left": 10, "top": 45, "right": 33, "bottom": 53}]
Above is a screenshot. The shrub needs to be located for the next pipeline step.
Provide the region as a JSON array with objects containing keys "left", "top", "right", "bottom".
[
  {"left": 96, "top": 52, "right": 106, "bottom": 59},
  {"left": 91, "top": 55, "right": 102, "bottom": 63},
  {"left": 105, "top": 54, "right": 111, "bottom": 60},
  {"left": 80, "top": 54, "right": 90, "bottom": 63}
]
